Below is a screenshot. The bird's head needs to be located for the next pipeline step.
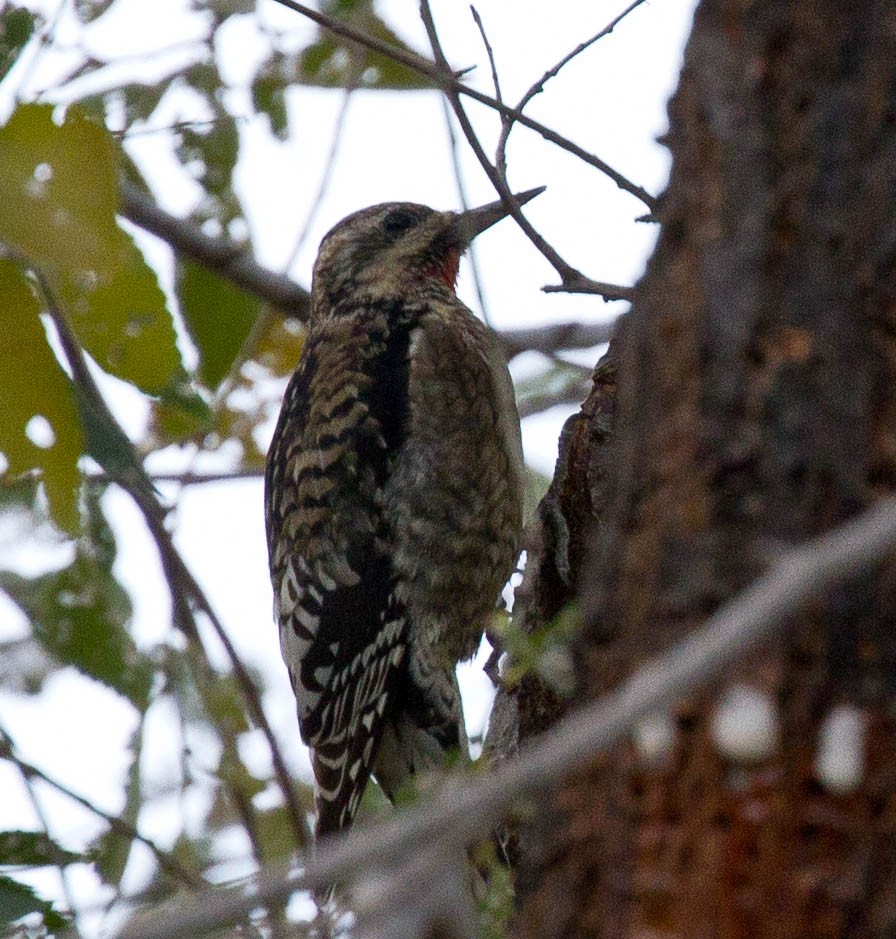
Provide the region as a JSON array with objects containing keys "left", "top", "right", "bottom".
[{"left": 310, "top": 187, "right": 544, "bottom": 317}]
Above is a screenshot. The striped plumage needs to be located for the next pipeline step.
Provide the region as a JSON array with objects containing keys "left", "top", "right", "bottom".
[{"left": 265, "top": 192, "right": 538, "bottom": 837}]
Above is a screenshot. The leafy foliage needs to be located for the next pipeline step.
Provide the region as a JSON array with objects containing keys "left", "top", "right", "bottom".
[
  {"left": 0, "top": 104, "right": 180, "bottom": 395},
  {"left": 0, "top": 875, "right": 66, "bottom": 933},
  {"left": 0, "top": 0, "right": 570, "bottom": 933}
]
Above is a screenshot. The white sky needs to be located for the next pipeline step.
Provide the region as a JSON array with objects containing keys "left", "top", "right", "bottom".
[{"left": 0, "top": 0, "right": 698, "bottom": 932}]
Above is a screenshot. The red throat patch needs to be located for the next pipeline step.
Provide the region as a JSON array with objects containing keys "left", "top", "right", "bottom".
[{"left": 427, "top": 248, "right": 461, "bottom": 289}]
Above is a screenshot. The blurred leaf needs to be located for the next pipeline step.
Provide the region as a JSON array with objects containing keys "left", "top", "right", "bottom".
[
  {"left": 0, "top": 874, "right": 66, "bottom": 930},
  {"left": 178, "top": 115, "right": 239, "bottom": 200},
  {"left": 0, "top": 495, "right": 153, "bottom": 709},
  {"left": 149, "top": 380, "right": 214, "bottom": 447},
  {"left": 0, "top": 103, "right": 180, "bottom": 395},
  {"left": 177, "top": 259, "right": 260, "bottom": 390},
  {"left": 297, "top": 1, "right": 432, "bottom": 90},
  {"left": 254, "top": 806, "right": 297, "bottom": 864},
  {"left": 524, "top": 465, "right": 551, "bottom": 522},
  {"left": 118, "top": 78, "right": 176, "bottom": 127},
  {"left": 0, "top": 6, "right": 39, "bottom": 84},
  {"left": 217, "top": 741, "right": 265, "bottom": 800},
  {"left": 253, "top": 316, "right": 305, "bottom": 379},
  {"left": 70, "top": 379, "right": 156, "bottom": 505},
  {"left": 0, "top": 261, "right": 84, "bottom": 533},
  {"left": 0, "top": 636, "right": 57, "bottom": 695},
  {"left": 73, "top": 0, "right": 115, "bottom": 22},
  {"left": 494, "top": 603, "right": 579, "bottom": 695},
  {"left": 203, "top": 674, "right": 250, "bottom": 735},
  {"left": 92, "top": 723, "right": 144, "bottom": 885},
  {"left": 0, "top": 831, "right": 77, "bottom": 867},
  {"left": 200, "top": 0, "right": 255, "bottom": 25},
  {"left": 251, "top": 68, "right": 288, "bottom": 139}
]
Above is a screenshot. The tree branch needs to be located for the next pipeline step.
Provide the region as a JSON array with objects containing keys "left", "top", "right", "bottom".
[
  {"left": 497, "top": 319, "right": 618, "bottom": 358},
  {"left": 0, "top": 730, "right": 206, "bottom": 890},
  {"left": 495, "top": 0, "right": 649, "bottom": 181},
  {"left": 269, "top": 0, "right": 657, "bottom": 211},
  {"left": 118, "top": 494, "right": 896, "bottom": 939},
  {"left": 118, "top": 182, "right": 310, "bottom": 319},
  {"left": 24, "top": 265, "right": 313, "bottom": 855}
]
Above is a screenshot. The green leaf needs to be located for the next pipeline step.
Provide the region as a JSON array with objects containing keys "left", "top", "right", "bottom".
[
  {"left": 255, "top": 806, "right": 298, "bottom": 864},
  {"left": 178, "top": 115, "right": 239, "bottom": 200},
  {"left": 92, "top": 723, "right": 143, "bottom": 885},
  {"left": 0, "top": 7, "right": 39, "bottom": 84},
  {"left": 0, "top": 874, "right": 66, "bottom": 930},
  {"left": 297, "top": 1, "right": 432, "bottom": 90},
  {"left": 177, "top": 259, "right": 259, "bottom": 389},
  {"left": 0, "top": 830, "right": 78, "bottom": 867},
  {"left": 69, "top": 379, "right": 156, "bottom": 504},
  {"left": 0, "top": 261, "right": 85, "bottom": 533},
  {"left": 0, "top": 103, "right": 181, "bottom": 395},
  {"left": 251, "top": 69, "right": 289, "bottom": 139},
  {"left": 119, "top": 78, "right": 176, "bottom": 127},
  {"left": 0, "top": 496, "right": 153, "bottom": 709},
  {"left": 149, "top": 379, "right": 214, "bottom": 446}
]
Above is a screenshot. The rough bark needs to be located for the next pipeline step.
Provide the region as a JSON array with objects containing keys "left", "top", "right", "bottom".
[{"left": 501, "top": 1, "right": 896, "bottom": 935}]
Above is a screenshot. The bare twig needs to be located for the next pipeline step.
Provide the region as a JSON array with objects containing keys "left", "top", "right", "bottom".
[
  {"left": 269, "top": 0, "right": 657, "bottom": 211},
  {"left": 119, "top": 182, "right": 310, "bottom": 319},
  {"left": 419, "top": 3, "right": 564, "bottom": 274},
  {"left": 497, "top": 318, "right": 619, "bottom": 358},
  {"left": 422, "top": 3, "right": 635, "bottom": 305},
  {"left": 118, "top": 494, "right": 896, "bottom": 939},
  {"left": 0, "top": 730, "right": 206, "bottom": 889},
  {"left": 283, "top": 81, "right": 357, "bottom": 273},
  {"left": 440, "top": 96, "right": 491, "bottom": 323},
  {"left": 15, "top": 758, "right": 85, "bottom": 935},
  {"left": 469, "top": 6, "right": 503, "bottom": 104},
  {"left": 495, "top": 0, "right": 649, "bottom": 177},
  {"left": 543, "top": 277, "right": 634, "bottom": 301}
]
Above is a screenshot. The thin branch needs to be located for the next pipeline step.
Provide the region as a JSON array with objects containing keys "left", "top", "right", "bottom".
[
  {"left": 16, "top": 757, "right": 85, "bottom": 935},
  {"left": 497, "top": 318, "right": 619, "bottom": 358},
  {"left": 119, "top": 182, "right": 310, "bottom": 319},
  {"left": 121, "top": 184, "right": 626, "bottom": 354},
  {"left": 420, "top": 2, "right": 580, "bottom": 283},
  {"left": 469, "top": 6, "right": 503, "bottom": 104},
  {"left": 118, "top": 494, "right": 896, "bottom": 939},
  {"left": 421, "top": 2, "right": 635, "bottom": 306},
  {"left": 269, "top": 0, "right": 657, "bottom": 211},
  {"left": 440, "top": 95, "right": 491, "bottom": 324},
  {"left": 0, "top": 730, "right": 206, "bottom": 890},
  {"left": 283, "top": 81, "right": 357, "bottom": 273},
  {"left": 495, "top": 0, "right": 649, "bottom": 177},
  {"left": 543, "top": 277, "right": 635, "bottom": 301},
  {"left": 23, "top": 263, "right": 313, "bottom": 855}
]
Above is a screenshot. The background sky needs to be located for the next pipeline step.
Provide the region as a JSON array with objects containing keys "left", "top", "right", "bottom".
[{"left": 0, "top": 0, "right": 698, "bottom": 932}]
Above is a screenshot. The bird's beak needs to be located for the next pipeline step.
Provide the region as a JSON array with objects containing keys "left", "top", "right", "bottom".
[{"left": 452, "top": 186, "right": 545, "bottom": 244}]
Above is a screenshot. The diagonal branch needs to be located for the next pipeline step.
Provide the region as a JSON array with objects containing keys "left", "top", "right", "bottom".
[
  {"left": 119, "top": 182, "right": 310, "bottom": 319},
  {"left": 0, "top": 729, "right": 206, "bottom": 890},
  {"left": 23, "top": 262, "right": 313, "bottom": 855},
  {"left": 120, "top": 180, "right": 626, "bottom": 358},
  {"left": 118, "top": 493, "right": 896, "bottom": 939},
  {"left": 420, "top": 2, "right": 635, "bottom": 303},
  {"left": 269, "top": 0, "right": 657, "bottom": 211},
  {"left": 495, "top": 0, "right": 649, "bottom": 180}
]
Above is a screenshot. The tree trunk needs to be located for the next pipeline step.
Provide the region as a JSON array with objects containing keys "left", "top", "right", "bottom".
[{"left": 500, "top": 2, "right": 896, "bottom": 935}]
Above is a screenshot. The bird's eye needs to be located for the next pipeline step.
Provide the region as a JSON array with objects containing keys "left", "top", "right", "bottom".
[{"left": 382, "top": 209, "right": 416, "bottom": 236}]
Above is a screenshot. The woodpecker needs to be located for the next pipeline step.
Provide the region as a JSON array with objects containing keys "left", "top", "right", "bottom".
[{"left": 265, "top": 189, "right": 540, "bottom": 837}]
